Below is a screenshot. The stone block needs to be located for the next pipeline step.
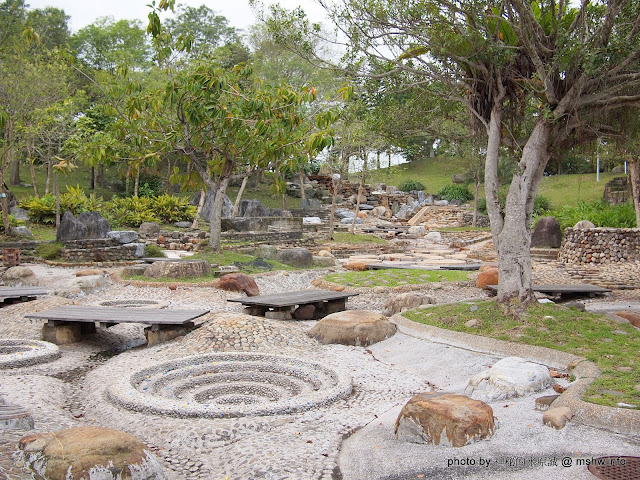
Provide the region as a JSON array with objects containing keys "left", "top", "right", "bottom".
[{"left": 42, "top": 323, "right": 85, "bottom": 345}]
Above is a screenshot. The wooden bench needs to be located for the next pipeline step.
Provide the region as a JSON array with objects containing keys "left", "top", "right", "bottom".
[
  {"left": 228, "top": 289, "right": 358, "bottom": 320},
  {"left": 25, "top": 306, "right": 210, "bottom": 346},
  {"left": 486, "top": 283, "right": 612, "bottom": 298},
  {"left": 0, "top": 287, "right": 48, "bottom": 306}
]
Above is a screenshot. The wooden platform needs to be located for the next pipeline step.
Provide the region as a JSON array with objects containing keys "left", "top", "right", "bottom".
[
  {"left": 25, "top": 306, "right": 210, "bottom": 346},
  {"left": 486, "top": 284, "right": 612, "bottom": 297},
  {"left": 0, "top": 287, "right": 48, "bottom": 305},
  {"left": 228, "top": 289, "right": 358, "bottom": 320}
]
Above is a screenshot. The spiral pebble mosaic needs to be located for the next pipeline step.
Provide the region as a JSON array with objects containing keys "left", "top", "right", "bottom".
[
  {"left": 108, "top": 352, "right": 352, "bottom": 418},
  {"left": 0, "top": 339, "right": 60, "bottom": 369}
]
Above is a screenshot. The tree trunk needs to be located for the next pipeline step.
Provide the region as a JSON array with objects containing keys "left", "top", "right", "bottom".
[
  {"left": 45, "top": 158, "right": 51, "bottom": 195},
  {"left": 328, "top": 175, "right": 338, "bottom": 240},
  {"left": 192, "top": 188, "right": 206, "bottom": 229},
  {"left": 494, "top": 120, "right": 552, "bottom": 304},
  {"left": 299, "top": 167, "right": 306, "bottom": 202},
  {"left": 125, "top": 165, "right": 131, "bottom": 195},
  {"left": 233, "top": 175, "right": 249, "bottom": 217},
  {"left": 629, "top": 160, "right": 640, "bottom": 227},
  {"left": 1, "top": 127, "right": 12, "bottom": 233},
  {"left": 92, "top": 167, "right": 98, "bottom": 192},
  {"left": 166, "top": 159, "right": 172, "bottom": 192},
  {"left": 472, "top": 179, "right": 479, "bottom": 227},
  {"left": 54, "top": 172, "right": 60, "bottom": 227},
  {"left": 209, "top": 177, "right": 230, "bottom": 251},
  {"left": 134, "top": 166, "right": 140, "bottom": 198},
  {"left": 350, "top": 150, "right": 367, "bottom": 234},
  {"left": 27, "top": 140, "right": 39, "bottom": 197},
  {"left": 8, "top": 119, "right": 20, "bottom": 186}
]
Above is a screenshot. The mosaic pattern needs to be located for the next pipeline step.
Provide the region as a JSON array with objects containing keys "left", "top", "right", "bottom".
[
  {"left": 0, "top": 339, "right": 60, "bottom": 369},
  {"left": 108, "top": 352, "right": 352, "bottom": 418}
]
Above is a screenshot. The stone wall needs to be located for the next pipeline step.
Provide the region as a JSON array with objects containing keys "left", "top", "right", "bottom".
[
  {"left": 60, "top": 239, "right": 138, "bottom": 262},
  {"left": 559, "top": 228, "right": 640, "bottom": 264}
]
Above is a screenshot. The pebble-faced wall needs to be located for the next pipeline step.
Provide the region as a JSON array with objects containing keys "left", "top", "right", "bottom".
[{"left": 559, "top": 228, "right": 640, "bottom": 264}]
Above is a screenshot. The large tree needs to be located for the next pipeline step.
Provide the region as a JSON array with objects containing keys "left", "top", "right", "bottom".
[{"left": 267, "top": 0, "right": 640, "bottom": 305}]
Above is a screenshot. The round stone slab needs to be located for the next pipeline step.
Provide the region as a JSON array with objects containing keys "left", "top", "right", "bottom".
[
  {"left": 0, "top": 403, "right": 34, "bottom": 430},
  {"left": 0, "top": 339, "right": 60, "bottom": 369},
  {"left": 108, "top": 352, "right": 352, "bottom": 418}
]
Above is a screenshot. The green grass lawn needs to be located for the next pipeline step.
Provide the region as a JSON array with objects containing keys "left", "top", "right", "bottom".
[
  {"left": 325, "top": 268, "right": 471, "bottom": 287},
  {"left": 403, "top": 300, "right": 640, "bottom": 409}
]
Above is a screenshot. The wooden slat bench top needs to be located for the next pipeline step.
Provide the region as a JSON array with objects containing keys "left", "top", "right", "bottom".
[
  {"left": 0, "top": 287, "right": 48, "bottom": 299},
  {"left": 227, "top": 290, "right": 358, "bottom": 308},
  {"left": 24, "top": 306, "right": 210, "bottom": 325}
]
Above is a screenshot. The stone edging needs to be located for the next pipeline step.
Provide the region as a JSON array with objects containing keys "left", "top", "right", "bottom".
[
  {"left": 43, "top": 260, "right": 138, "bottom": 268},
  {"left": 391, "top": 313, "right": 640, "bottom": 436},
  {"left": 0, "top": 339, "right": 60, "bottom": 369}
]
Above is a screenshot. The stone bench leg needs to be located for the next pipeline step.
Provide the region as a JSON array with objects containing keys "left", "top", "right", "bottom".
[
  {"left": 324, "top": 298, "right": 346, "bottom": 315},
  {"left": 243, "top": 306, "right": 267, "bottom": 316},
  {"left": 42, "top": 321, "right": 86, "bottom": 345},
  {"left": 265, "top": 308, "right": 293, "bottom": 320},
  {"left": 145, "top": 323, "right": 194, "bottom": 347}
]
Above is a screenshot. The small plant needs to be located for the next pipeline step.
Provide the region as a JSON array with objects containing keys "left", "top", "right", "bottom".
[
  {"left": 546, "top": 200, "right": 636, "bottom": 229},
  {"left": 144, "top": 244, "right": 166, "bottom": 258},
  {"left": 35, "top": 242, "right": 64, "bottom": 260},
  {"left": 21, "top": 195, "right": 56, "bottom": 224},
  {"left": 398, "top": 180, "right": 425, "bottom": 192},
  {"left": 105, "top": 196, "right": 159, "bottom": 227},
  {"left": 437, "top": 184, "right": 474, "bottom": 203},
  {"left": 0, "top": 215, "right": 21, "bottom": 232},
  {"left": 533, "top": 195, "right": 551, "bottom": 216}
]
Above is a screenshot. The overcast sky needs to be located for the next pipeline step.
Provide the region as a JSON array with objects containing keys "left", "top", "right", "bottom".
[{"left": 26, "top": 0, "right": 329, "bottom": 33}]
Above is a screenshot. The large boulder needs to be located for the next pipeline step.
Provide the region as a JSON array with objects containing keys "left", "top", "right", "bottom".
[
  {"left": 276, "top": 248, "right": 313, "bottom": 268},
  {"left": 425, "top": 232, "right": 442, "bottom": 243},
  {"left": 139, "top": 222, "right": 161, "bottom": 236},
  {"left": 464, "top": 356, "right": 552, "bottom": 402},
  {"left": 19, "top": 426, "right": 165, "bottom": 480},
  {"left": 238, "top": 199, "right": 269, "bottom": 217},
  {"left": 216, "top": 273, "right": 260, "bottom": 296},
  {"left": 395, "top": 393, "right": 495, "bottom": 447},
  {"left": 145, "top": 260, "right": 211, "bottom": 279},
  {"left": 56, "top": 211, "right": 110, "bottom": 242},
  {"left": 574, "top": 220, "right": 596, "bottom": 229},
  {"left": 383, "top": 292, "right": 435, "bottom": 316},
  {"left": 307, "top": 310, "right": 396, "bottom": 346},
  {"left": 197, "top": 191, "right": 233, "bottom": 221},
  {"left": 9, "top": 206, "right": 29, "bottom": 221},
  {"left": 613, "top": 311, "right": 640, "bottom": 328},
  {"left": 11, "top": 226, "right": 33, "bottom": 238},
  {"left": 476, "top": 267, "right": 499, "bottom": 289},
  {"left": 531, "top": 216, "right": 562, "bottom": 248},
  {"left": 107, "top": 230, "right": 139, "bottom": 244},
  {"left": 2, "top": 266, "right": 38, "bottom": 287}
]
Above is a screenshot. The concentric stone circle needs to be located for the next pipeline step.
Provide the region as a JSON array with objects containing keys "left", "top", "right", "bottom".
[
  {"left": 100, "top": 299, "right": 165, "bottom": 308},
  {"left": 0, "top": 339, "right": 60, "bottom": 369},
  {"left": 108, "top": 352, "right": 352, "bottom": 418}
]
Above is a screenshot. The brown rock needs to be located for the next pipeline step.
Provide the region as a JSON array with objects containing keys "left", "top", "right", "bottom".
[
  {"left": 535, "top": 395, "right": 560, "bottom": 411},
  {"left": 2, "top": 266, "right": 37, "bottom": 287},
  {"left": 382, "top": 292, "right": 435, "bottom": 316},
  {"left": 476, "top": 267, "right": 498, "bottom": 289},
  {"left": 19, "top": 426, "right": 164, "bottom": 480},
  {"left": 542, "top": 406, "right": 572, "bottom": 429},
  {"left": 216, "top": 273, "right": 260, "bottom": 296},
  {"left": 343, "top": 262, "right": 368, "bottom": 271},
  {"left": 395, "top": 393, "right": 495, "bottom": 447},
  {"left": 157, "top": 235, "right": 165, "bottom": 245},
  {"left": 75, "top": 269, "right": 104, "bottom": 277},
  {"left": 307, "top": 310, "right": 396, "bottom": 346},
  {"left": 168, "top": 283, "right": 178, "bottom": 291},
  {"left": 613, "top": 311, "right": 640, "bottom": 328},
  {"left": 293, "top": 304, "right": 316, "bottom": 320},
  {"left": 553, "top": 384, "right": 566, "bottom": 394}
]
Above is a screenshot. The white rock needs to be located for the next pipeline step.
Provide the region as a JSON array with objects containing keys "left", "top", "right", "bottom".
[
  {"left": 464, "top": 357, "right": 552, "bottom": 402},
  {"left": 408, "top": 226, "right": 427, "bottom": 236},
  {"left": 303, "top": 217, "right": 322, "bottom": 225},
  {"left": 425, "top": 232, "right": 443, "bottom": 243}
]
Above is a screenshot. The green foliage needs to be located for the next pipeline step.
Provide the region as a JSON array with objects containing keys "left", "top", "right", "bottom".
[
  {"left": 21, "top": 195, "right": 56, "bottom": 224},
  {"left": 34, "top": 242, "right": 64, "bottom": 260},
  {"left": 105, "top": 196, "right": 158, "bottom": 227},
  {"left": 151, "top": 194, "right": 196, "bottom": 223},
  {"left": 398, "top": 180, "right": 425, "bottom": 192},
  {"left": 546, "top": 201, "right": 636, "bottom": 230},
  {"left": 144, "top": 244, "right": 166, "bottom": 258},
  {"left": 403, "top": 300, "right": 640, "bottom": 409},
  {"left": 325, "top": 269, "right": 470, "bottom": 288},
  {"left": 478, "top": 193, "right": 551, "bottom": 216},
  {"left": 21, "top": 186, "right": 104, "bottom": 224},
  {"left": 0, "top": 215, "right": 20, "bottom": 232},
  {"left": 534, "top": 195, "right": 551, "bottom": 215},
  {"left": 437, "top": 184, "right": 473, "bottom": 203}
]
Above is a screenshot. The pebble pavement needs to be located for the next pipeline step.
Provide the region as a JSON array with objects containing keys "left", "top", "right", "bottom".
[{"left": 1, "top": 250, "right": 640, "bottom": 480}]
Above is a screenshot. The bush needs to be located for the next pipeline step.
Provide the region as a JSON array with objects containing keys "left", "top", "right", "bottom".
[
  {"left": 478, "top": 193, "right": 551, "bottom": 216},
  {"left": 144, "top": 244, "right": 166, "bottom": 258},
  {"left": 398, "top": 180, "right": 425, "bottom": 192},
  {"left": 437, "top": 184, "right": 474, "bottom": 203},
  {"left": 151, "top": 194, "right": 196, "bottom": 223},
  {"left": 35, "top": 242, "right": 64, "bottom": 260},
  {"left": 22, "top": 186, "right": 105, "bottom": 224},
  {"left": 105, "top": 196, "right": 159, "bottom": 227},
  {"left": 546, "top": 201, "right": 636, "bottom": 230}
]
